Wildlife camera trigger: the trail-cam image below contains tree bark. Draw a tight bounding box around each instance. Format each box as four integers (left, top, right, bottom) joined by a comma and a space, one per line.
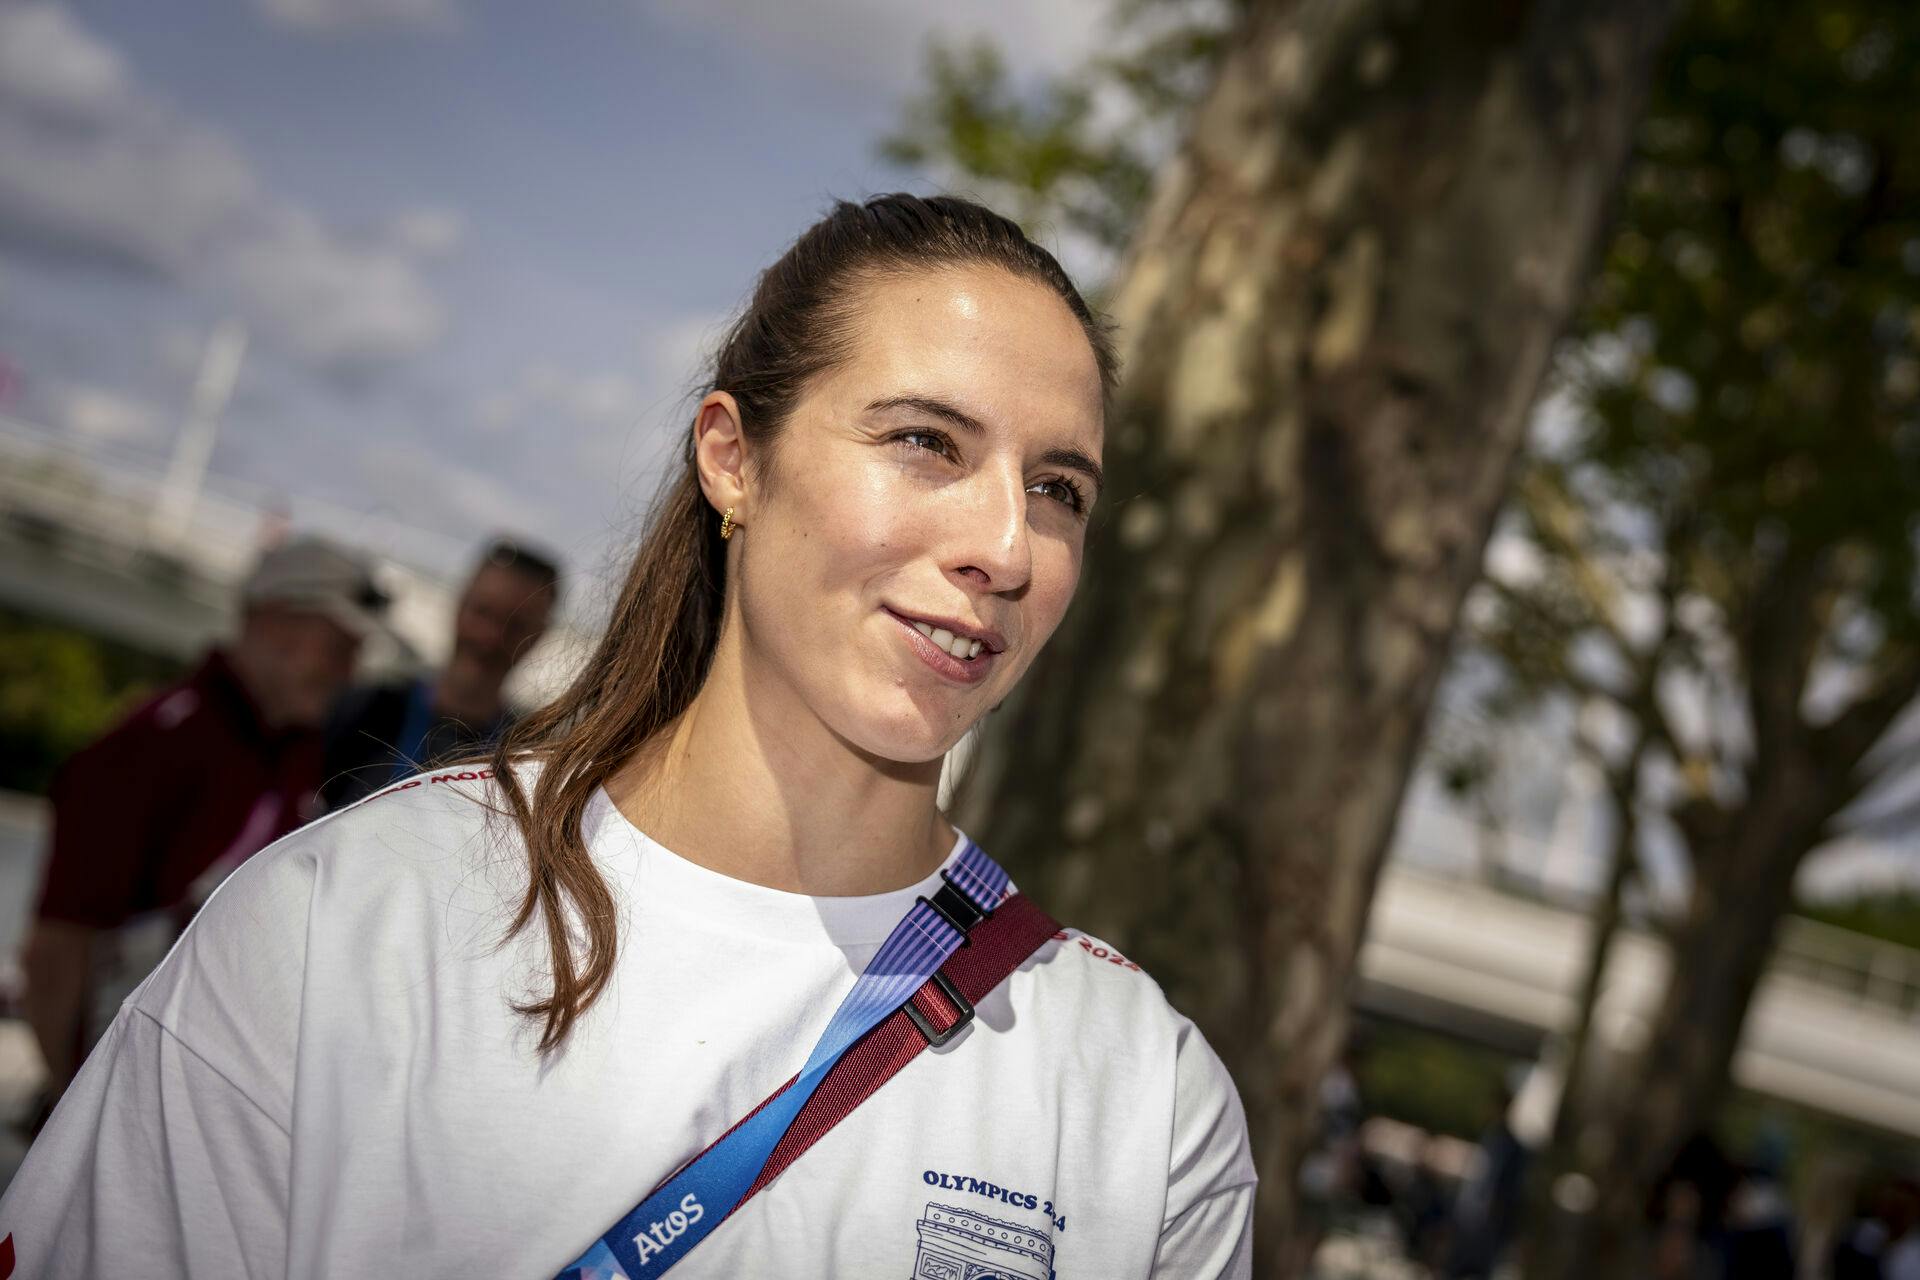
954, 0, 1676, 1271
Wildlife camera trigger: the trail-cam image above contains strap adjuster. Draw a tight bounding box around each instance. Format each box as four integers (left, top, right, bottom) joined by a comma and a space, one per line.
917, 872, 991, 944
903, 970, 975, 1047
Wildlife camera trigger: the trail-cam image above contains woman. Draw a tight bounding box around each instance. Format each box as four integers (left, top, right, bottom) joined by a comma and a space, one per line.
0, 194, 1254, 1277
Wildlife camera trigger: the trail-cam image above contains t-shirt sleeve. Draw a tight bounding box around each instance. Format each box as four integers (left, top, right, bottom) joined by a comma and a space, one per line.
3, 824, 316, 1276
37, 713, 176, 928
1152, 1017, 1258, 1279
0, 1007, 291, 1277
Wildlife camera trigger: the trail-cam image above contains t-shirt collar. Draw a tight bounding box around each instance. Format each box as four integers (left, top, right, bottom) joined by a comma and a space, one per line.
583, 788, 969, 948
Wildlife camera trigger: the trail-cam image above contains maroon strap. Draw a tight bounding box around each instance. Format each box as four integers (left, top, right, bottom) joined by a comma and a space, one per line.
653, 892, 1063, 1227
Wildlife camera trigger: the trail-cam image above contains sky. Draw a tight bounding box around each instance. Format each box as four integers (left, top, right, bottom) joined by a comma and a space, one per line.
0, 0, 1107, 583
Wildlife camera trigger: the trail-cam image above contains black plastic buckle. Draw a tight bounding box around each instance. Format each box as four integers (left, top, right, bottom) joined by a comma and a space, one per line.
904, 970, 975, 1047
917, 872, 991, 944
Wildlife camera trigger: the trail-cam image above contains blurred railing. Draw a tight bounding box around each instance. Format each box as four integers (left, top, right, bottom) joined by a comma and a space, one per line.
1377, 862, 1920, 1023
1772, 914, 1920, 1020
1363, 859, 1920, 1135
0, 413, 472, 579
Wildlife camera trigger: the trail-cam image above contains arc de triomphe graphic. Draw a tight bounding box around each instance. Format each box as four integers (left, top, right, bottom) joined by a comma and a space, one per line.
910, 1203, 1054, 1280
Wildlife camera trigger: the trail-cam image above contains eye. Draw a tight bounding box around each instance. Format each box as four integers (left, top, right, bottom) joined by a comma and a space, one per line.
892, 428, 957, 460
1030, 476, 1089, 516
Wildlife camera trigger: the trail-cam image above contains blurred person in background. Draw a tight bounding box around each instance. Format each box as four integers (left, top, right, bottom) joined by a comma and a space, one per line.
1833, 1175, 1911, 1280
19, 536, 386, 1112
1293, 1034, 1368, 1272
1398, 1131, 1457, 1273
1886, 1179, 1920, 1280
1721, 1129, 1796, 1280
1643, 1132, 1736, 1280
320, 537, 560, 809
1443, 1080, 1529, 1280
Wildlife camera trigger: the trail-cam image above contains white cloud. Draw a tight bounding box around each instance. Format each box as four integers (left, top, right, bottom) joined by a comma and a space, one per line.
0, 3, 129, 123
478, 363, 654, 434
0, 4, 448, 370
219, 213, 445, 364
386, 206, 465, 258
478, 313, 726, 441
55, 382, 162, 443
251, 0, 461, 34
638, 0, 1107, 93
355, 441, 546, 538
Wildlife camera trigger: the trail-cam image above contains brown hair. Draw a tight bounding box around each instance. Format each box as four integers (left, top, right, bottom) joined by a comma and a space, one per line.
490, 193, 1114, 1053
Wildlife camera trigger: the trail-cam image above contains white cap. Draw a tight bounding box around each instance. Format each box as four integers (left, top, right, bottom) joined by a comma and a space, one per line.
241, 535, 391, 639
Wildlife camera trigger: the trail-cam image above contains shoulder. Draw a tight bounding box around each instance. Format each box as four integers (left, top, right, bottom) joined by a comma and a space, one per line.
143, 766, 518, 994
1022, 923, 1186, 1044
1023, 920, 1247, 1117
129, 767, 526, 1101
1018, 918, 1254, 1190
248, 763, 517, 902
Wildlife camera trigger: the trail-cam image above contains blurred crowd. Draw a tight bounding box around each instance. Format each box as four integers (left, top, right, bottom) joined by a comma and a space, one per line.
16, 533, 560, 1124
1300, 1043, 1920, 1280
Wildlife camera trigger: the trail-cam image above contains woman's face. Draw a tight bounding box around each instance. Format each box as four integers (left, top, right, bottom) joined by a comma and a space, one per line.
730, 264, 1105, 765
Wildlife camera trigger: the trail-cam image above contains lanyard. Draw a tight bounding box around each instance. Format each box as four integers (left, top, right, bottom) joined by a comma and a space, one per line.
556, 842, 1009, 1279
387, 678, 437, 784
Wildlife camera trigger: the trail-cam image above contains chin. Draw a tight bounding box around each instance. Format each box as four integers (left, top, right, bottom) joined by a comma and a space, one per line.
838, 697, 974, 766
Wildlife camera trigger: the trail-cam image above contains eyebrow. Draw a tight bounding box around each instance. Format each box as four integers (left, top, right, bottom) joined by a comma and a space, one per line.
866, 394, 1106, 499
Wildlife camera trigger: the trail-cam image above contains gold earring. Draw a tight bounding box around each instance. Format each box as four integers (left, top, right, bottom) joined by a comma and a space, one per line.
719, 507, 736, 541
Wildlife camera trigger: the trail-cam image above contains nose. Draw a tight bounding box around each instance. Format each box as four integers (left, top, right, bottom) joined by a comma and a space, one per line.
948, 463, 1032, 594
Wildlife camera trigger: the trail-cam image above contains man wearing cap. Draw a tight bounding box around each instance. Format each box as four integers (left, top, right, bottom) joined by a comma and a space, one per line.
20, 536, 388, 1106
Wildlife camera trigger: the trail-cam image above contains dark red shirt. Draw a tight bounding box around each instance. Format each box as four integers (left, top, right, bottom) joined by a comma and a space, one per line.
35, 650, 324, 930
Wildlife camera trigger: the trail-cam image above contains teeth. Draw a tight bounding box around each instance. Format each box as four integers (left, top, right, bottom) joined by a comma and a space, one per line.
908, 619, 987, 661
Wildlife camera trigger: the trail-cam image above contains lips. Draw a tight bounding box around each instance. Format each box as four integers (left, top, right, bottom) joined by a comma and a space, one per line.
884, 609, 1000, 685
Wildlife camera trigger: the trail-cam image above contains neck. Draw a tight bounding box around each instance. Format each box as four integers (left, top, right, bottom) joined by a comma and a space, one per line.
433, 658, 504, 725
606, 626, 954, 897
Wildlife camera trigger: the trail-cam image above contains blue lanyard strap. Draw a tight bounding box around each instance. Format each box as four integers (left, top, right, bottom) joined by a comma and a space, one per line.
557, 841, 1010, 1279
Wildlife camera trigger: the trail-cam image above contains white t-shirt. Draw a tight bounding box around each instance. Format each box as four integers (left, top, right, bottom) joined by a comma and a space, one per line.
0, 771, 1256, 1278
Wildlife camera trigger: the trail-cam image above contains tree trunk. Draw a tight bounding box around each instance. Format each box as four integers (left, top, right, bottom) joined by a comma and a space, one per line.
954, 1, 1676, 1271
1520, 702, 1658, 1274
1561, 764, 1825, 1279
1554, 744, 1644, 1151
1512, 825, 1635, 1280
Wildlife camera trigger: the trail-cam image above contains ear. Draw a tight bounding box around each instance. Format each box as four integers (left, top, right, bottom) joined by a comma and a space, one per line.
692, 392, 749, 527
